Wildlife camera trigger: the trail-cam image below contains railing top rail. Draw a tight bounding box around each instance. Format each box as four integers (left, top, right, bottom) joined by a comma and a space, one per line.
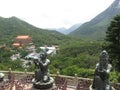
1, 70, 92, 80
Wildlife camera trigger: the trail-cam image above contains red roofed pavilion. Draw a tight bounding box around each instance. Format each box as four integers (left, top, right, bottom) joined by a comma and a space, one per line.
13, 35, 33, 47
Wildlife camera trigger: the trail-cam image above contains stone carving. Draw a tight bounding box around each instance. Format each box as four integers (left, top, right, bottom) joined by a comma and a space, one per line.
33, 51, 54, 89
91, 50, 113, 90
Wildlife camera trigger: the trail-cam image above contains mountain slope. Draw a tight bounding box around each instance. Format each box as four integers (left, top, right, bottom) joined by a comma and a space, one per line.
55, 27, 67, 34
54, 23, 81, 35
64, 23, 81, 35
69, 0, 120, 40
0, 16, 72, 46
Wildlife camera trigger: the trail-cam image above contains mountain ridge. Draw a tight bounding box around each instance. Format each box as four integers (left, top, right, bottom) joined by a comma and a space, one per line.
51, 23, 81, 35
69, 0, 120, 40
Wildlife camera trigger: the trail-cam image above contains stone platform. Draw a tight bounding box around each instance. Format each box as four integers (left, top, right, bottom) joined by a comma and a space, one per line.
33, 77, 54, 89
26, 84, 75, 90
30, 85, 56, 90
89, 85, 115, 90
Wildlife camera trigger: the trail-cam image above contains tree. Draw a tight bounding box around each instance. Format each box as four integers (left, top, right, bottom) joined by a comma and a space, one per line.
106, 15, 120, 71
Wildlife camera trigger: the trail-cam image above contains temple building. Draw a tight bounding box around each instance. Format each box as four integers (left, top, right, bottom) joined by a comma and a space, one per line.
12, 35, 33, 47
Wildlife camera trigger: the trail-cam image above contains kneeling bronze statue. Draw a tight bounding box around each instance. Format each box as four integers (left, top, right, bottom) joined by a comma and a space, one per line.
33, 52, 54, 89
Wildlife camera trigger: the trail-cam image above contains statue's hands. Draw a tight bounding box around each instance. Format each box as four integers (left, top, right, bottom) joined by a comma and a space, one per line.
102, 69, 107, 74
103, 69, 106, 72
39, 60, 43, 65
98, 69, 107, 74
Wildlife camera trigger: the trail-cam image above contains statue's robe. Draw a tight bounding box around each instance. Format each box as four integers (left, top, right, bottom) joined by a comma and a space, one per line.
92, 63, 112, 90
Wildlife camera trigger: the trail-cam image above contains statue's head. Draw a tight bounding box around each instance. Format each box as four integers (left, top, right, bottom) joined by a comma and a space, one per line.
40, 52, 47, 60
99, 50, 109, 67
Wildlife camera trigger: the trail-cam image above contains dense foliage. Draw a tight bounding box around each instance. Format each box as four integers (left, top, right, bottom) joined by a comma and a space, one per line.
0, 47, 24, 71
105, 15, 120, 71
49, 41, 102, 75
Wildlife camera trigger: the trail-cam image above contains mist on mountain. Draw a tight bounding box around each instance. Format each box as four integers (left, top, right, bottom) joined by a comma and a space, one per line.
50, 23, 81, 35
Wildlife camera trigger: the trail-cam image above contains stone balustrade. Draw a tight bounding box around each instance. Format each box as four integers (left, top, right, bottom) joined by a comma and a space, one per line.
0, 70, 120, 90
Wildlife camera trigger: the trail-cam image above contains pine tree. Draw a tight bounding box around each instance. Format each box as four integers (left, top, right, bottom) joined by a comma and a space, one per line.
106, 15, 120, 71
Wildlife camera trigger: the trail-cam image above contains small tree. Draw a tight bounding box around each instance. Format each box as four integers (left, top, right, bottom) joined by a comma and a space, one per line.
106, 15, 120, 71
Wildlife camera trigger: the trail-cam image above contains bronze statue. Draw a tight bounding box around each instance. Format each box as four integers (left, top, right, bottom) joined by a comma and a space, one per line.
34, 52, 50, 83
92, 50, 113, 90
33, 51, 53, 89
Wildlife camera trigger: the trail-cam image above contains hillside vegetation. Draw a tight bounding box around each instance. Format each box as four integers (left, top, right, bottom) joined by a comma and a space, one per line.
69, 0, 120, 40
0, 16, 73, 46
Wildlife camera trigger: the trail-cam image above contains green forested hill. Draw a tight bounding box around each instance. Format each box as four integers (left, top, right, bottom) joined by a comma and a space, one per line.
69, 0, 120, 40
0, 16, 73, 46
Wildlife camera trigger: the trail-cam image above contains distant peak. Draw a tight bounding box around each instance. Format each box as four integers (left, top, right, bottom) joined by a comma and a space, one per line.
118, 0, 120, 7
116, 0, 120, 8
116, 0, 120, 1
109, 0, 120, 9
9, 16, 19, 19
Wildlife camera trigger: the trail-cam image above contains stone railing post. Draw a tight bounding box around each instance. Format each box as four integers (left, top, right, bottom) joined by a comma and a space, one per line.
74, 74, 78, 85
56, 71, 60, 76
9, 68, 12, 73
24, 69, 27, 76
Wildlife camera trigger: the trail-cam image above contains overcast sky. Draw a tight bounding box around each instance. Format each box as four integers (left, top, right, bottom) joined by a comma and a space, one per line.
0, 0, 114, 29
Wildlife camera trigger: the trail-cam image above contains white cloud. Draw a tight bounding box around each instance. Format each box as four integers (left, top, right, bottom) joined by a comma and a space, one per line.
0, 0, 114, 29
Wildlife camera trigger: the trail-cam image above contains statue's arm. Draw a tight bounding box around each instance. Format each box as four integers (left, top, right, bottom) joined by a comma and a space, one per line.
95, 63, 99, 69
43, 59, 50, 66
106, 64, 112, 73
39, 59, 50, 66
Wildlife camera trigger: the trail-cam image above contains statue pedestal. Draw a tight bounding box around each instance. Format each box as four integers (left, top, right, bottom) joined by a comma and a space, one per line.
89, 85, 115, 90
0, 77, 4, 82
33, 77, 54, 89
30, 85, 57, 90
89, 85, 94, 90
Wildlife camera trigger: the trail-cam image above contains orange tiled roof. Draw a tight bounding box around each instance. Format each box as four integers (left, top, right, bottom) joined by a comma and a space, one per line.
16, 35, 30, 39
12, 43, 20, 46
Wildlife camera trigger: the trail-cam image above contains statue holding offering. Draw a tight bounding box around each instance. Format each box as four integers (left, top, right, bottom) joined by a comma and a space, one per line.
92, 50, 113, 90
34, 52, 50, 83
33, 51, 53, 89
